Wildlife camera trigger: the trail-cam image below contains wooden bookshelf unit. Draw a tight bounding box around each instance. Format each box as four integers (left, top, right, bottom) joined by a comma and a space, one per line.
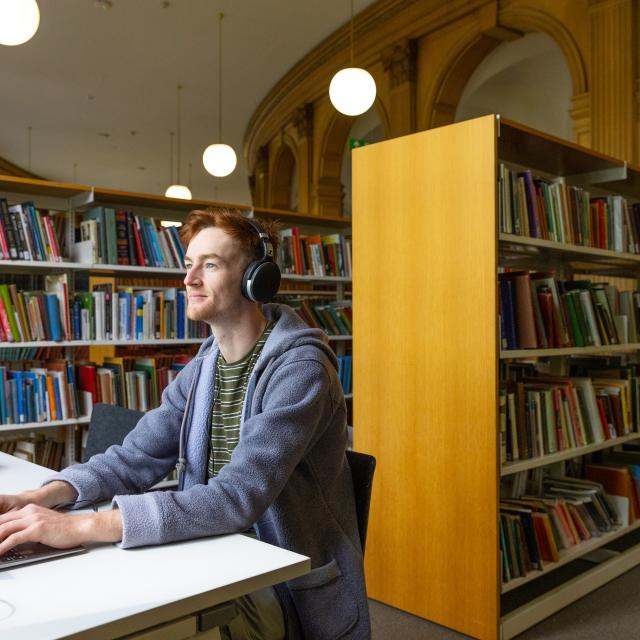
353, 114, 640, 639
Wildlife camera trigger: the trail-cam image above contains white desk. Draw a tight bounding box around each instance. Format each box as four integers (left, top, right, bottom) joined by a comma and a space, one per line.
0, 452, 309, 640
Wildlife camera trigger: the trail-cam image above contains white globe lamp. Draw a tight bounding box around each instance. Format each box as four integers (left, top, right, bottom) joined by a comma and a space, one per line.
329, 67, 377, 116
0, 0, 40, 46
165, 184, 192, 200
203, 143, 237, 178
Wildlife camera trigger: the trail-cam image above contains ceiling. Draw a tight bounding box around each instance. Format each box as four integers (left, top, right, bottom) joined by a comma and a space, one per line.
0, 0, 379, 206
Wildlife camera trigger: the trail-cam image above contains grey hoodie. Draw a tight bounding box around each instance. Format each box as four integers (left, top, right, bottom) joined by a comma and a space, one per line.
46, 303, 370, 639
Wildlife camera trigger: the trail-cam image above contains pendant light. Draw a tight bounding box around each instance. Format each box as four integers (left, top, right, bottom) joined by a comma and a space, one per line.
329, 0, 376, 116
165, 84, 192, 200
0, 0, 40, 46
202, 12, 237, 178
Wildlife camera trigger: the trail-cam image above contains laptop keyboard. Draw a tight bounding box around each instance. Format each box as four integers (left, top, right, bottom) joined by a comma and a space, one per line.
0, 548, 26, 562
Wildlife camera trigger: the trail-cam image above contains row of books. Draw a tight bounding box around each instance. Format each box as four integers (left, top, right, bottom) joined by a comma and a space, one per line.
0, 362, 82, 425
287, 298, 353, 336
499, 165, 640, 253
500, 473, 623, 584
0, 346, 74, 362
79, 207, 186, 268
0, 199, 64, 262
0, 280, 210, 343
499, 272, 632, 350
0, 434, 65, 470
77, 354, 192, 412
500, 372, 638, 463
279, 229, 352, 278
69, 288, 210, 342
337, 355, 352, 395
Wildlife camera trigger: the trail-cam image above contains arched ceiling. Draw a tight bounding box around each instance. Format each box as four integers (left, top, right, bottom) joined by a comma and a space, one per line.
0, 0, 378, 205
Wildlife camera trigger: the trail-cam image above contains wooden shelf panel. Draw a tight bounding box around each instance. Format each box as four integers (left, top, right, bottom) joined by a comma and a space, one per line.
499, 233, 640, 266
85, 263, 186, 277
278, 290, 349, 297
500, 343, 640, 358
0, 175, 90, 199
0, 261, 352, 280
499, 118, 624, 179
501, 518, 640, 594
0, 416, 91, 433
253, 206, 351, 228
87, 187, 245, 214
501, 538, 640, 639
0, 259, 186, 277
0, 338, 204, 348
280, 274, 351, 283
0, 175, 352, 230
501, 432, 640, 476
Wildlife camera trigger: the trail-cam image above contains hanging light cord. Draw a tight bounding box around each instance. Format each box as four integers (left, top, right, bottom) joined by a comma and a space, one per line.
27, 126, 32, 172
218, 12, 224, 143
350, 0, 354, 67
169, 131, 174, 185
177, 84, 182, 183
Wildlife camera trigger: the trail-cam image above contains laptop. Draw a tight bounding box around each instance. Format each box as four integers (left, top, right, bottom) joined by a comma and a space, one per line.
0, 542, 87, 570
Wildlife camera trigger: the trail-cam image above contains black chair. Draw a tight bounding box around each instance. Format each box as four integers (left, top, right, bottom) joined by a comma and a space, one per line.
82, 403, 143, 462
345, 449, 376, 555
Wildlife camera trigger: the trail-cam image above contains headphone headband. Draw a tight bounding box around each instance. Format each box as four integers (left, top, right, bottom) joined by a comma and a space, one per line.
245, 218, 273, 260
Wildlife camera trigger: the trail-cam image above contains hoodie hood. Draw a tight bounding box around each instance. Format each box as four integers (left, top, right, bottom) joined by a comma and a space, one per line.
193, 303, 338, 375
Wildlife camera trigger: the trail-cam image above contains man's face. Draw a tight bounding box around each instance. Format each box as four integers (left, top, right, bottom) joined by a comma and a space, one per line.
183, 226, 249, 324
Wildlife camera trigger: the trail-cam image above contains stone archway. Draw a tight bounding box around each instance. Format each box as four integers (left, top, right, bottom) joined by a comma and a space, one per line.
269, 141, 297, 210
425, 5, 588, 141
315, 98, 389, 217
498, 4, 589, 146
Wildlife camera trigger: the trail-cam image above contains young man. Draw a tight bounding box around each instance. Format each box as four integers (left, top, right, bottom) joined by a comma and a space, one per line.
0, 208, 370, 639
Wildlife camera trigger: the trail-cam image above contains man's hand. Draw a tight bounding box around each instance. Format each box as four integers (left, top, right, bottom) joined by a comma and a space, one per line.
0, 494, 31, 513
0, 504, 123, 555
0, 481, 78, 515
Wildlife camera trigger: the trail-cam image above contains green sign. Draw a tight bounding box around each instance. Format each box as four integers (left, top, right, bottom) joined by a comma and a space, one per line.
349, 137, 369, 150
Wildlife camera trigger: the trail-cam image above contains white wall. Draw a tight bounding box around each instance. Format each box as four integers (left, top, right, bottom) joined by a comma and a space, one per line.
455, 32, 573, 141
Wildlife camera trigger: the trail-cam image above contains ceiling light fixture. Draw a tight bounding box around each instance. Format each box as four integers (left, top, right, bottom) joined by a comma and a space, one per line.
0, 0, 40, 46
329, 0, 376, 116
202, 12, 237, 178
165, 84, 192, 200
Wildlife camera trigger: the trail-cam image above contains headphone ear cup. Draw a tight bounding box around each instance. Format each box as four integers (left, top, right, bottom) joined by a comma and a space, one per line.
242, 260, 281, 303
241, 260, 260, 301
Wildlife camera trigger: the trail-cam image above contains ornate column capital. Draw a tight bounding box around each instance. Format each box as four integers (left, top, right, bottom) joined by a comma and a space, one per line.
255, 144, 269, 172
292, 103, 314, 139
381, 38, 417, 89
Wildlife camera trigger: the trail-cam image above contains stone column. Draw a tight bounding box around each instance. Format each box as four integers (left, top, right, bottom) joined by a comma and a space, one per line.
252, 145, 269, 207
570, 92, 592, 149
292, 103, 314, 213
589, 0, 637, 162
382, 39, 417, 138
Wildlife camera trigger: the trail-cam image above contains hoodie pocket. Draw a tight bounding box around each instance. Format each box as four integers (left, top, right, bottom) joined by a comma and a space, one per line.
287, 559, 359, 639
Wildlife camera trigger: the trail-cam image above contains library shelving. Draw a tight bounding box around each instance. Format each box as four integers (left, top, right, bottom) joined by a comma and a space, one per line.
353, 114, 640, 640
0, 174, 353, 466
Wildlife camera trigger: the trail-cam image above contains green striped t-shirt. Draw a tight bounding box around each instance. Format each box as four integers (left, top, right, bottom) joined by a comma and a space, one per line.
207, 322, 273, 479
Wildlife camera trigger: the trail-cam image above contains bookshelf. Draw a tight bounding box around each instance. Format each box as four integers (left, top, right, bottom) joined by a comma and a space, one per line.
352, 114, 640, 640
0, 175, 352, 466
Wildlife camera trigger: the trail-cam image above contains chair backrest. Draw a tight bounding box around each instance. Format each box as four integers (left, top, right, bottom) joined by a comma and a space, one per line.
83, 403, 144, 462
345, 449, 376, 555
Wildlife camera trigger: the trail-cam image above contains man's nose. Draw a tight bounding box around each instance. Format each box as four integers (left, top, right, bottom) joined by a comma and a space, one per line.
184, 267, 200, 286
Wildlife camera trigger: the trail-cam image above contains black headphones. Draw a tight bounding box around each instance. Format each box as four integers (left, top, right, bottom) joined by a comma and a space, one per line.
241, 219, 281, 303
